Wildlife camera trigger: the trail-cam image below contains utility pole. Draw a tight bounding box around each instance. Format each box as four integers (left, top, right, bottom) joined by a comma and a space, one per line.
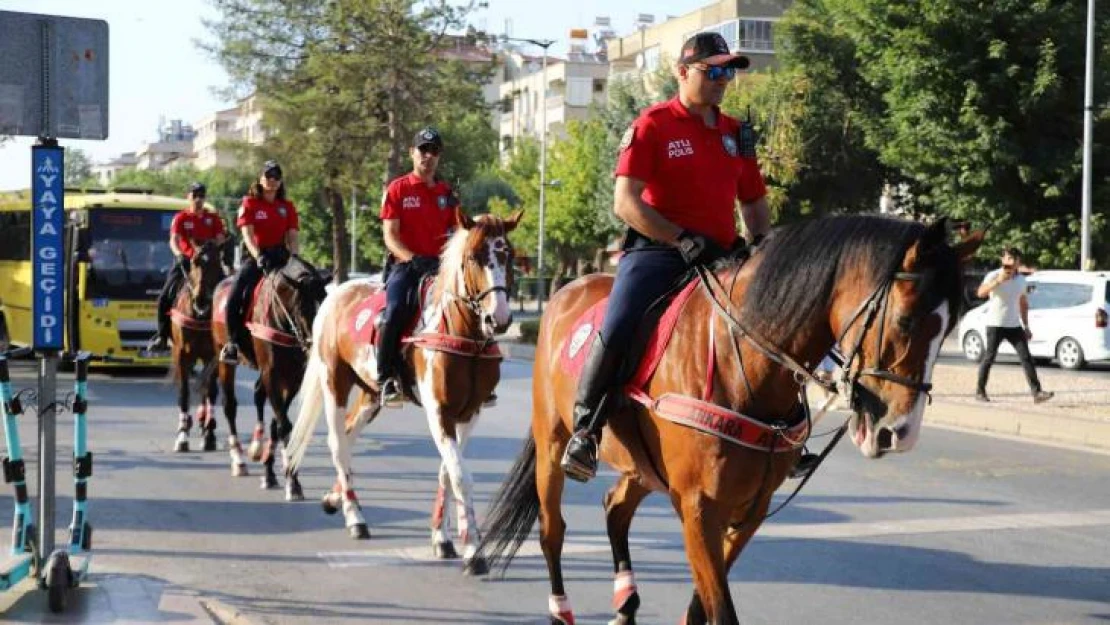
1081, 0, 1096, 270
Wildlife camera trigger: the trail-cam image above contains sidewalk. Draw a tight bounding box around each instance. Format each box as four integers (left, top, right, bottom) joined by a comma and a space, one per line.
498, 325, 1110, 454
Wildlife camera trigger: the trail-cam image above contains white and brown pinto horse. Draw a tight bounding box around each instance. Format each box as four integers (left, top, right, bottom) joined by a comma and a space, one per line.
286, 211, 522, 573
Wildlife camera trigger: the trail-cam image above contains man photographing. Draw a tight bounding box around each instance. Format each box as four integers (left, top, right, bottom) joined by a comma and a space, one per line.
975, 247, 1053, 404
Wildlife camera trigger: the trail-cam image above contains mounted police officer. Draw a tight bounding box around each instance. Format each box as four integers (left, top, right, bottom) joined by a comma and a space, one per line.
220, 161, 300, 363
376, 127, 462, 403
148, 182, 227, 353
561, 33, 777, 483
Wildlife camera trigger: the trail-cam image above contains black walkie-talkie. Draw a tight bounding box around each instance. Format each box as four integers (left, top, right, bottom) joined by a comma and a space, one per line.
738, 105, 757, 158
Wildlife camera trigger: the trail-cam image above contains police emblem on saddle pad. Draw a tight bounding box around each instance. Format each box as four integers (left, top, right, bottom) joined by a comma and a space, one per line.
560, 279, 808, 452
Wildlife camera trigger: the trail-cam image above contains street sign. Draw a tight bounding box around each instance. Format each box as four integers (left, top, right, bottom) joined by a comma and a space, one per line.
32, 145, 65, 351
0, 10, 109, 139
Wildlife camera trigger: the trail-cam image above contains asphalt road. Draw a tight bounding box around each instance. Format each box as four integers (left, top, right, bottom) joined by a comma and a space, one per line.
1, 358, 1108, 624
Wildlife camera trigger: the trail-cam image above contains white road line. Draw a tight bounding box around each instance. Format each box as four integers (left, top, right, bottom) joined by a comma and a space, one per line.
319, 509, 1110, 568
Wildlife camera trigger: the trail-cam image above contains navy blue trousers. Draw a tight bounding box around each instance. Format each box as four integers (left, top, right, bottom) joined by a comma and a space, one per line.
599, 248, 689, 350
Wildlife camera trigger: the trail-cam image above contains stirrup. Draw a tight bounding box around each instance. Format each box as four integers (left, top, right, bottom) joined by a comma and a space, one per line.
146, 335, 169, 353
220, 343, 239, 365
379, 378, 402, 408
561, 431, 598, 483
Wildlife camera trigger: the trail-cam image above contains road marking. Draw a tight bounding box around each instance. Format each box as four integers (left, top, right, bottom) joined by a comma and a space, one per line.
319, 510, 1110, 568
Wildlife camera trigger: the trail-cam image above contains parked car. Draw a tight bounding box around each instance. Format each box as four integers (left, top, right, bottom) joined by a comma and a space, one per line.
958, 270, 1110, 370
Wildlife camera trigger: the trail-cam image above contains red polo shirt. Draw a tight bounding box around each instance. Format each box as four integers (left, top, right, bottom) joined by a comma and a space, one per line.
236, 196, 299, 249
380, 173, 460, 258
616, 97, 767, 247
170, 209, 226, 258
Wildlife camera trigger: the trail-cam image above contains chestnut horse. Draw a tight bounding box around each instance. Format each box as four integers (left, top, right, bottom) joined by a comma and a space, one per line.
210, 255, 330, 499
168, 241, 225, 453
476, 216, 982, 625
286, 211, 521, 573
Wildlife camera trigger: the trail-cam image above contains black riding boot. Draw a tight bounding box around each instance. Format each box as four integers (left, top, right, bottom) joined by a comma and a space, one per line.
561, 335, 625, 483
375, 318, 403, 405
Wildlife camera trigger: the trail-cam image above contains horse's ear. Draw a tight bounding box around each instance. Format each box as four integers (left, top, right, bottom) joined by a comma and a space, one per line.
952, 229, 985, 266
504, 209, 524, 232
456, 210, 475, 231
904, 218, 950, 269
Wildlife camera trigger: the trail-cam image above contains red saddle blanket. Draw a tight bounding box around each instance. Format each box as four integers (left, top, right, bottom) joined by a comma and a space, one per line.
560, 279, 699, 390
349, 289, 419, 346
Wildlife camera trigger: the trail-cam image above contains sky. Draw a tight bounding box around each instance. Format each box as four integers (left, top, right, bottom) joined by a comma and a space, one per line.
0, 0, 711, 191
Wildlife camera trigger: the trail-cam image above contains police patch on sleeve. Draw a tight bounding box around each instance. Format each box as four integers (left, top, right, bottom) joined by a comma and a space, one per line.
721, 134, 738, 157
619, 125, 636, 152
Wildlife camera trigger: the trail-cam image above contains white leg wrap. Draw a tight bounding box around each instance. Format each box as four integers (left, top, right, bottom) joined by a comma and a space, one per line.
342, 493, 365, 528
549, 594, 574, 624
612, 570, 637, 609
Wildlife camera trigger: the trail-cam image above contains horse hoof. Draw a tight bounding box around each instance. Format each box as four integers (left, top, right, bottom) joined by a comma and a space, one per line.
432, 540, 459, 560
463, 556, 489, 577
285, 484, 305, 502
174, 439, 189, 453
203, 434, 218, 452
232, 463, 248, 477
261, 475, 279, 490
349, 524, 370, 540
321, 495, 339, 515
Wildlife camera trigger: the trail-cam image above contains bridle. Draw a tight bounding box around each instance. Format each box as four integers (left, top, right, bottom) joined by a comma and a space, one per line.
442, 250, 512, 339
694, 260, 936, 411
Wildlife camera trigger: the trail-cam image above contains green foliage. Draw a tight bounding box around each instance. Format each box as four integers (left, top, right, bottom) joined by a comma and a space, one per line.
63, 149, 97, 188
517, 318, 540, 344
778, 0, 1110, 267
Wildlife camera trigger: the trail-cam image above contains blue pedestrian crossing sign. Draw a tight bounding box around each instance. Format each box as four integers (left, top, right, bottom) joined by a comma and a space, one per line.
32, 145, 65, 351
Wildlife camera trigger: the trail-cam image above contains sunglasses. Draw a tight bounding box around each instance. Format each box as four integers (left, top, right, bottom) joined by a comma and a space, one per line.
692, 64, 737, 81
263, 172, 282, 181
417, 144, 441, 156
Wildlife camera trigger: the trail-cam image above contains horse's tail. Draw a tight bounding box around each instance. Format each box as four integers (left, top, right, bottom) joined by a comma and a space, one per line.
474, 433, 539, 577
286, 353, 324, 474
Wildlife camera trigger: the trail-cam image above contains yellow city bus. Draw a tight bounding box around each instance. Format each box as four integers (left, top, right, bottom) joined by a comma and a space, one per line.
0, 189, 216, 366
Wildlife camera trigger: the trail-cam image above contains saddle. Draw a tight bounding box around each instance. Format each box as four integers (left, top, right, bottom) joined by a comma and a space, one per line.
348, 277, 436, 348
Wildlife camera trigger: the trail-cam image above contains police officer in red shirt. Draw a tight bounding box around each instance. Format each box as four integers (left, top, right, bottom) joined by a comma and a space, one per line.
220, 161, 300, 363
148, 182, 227, 352
376, 127, 461, 402
561, 33, 775, 482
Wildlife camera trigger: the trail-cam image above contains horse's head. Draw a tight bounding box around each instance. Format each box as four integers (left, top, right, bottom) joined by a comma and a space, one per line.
273, 257, 329, 348
439, 210, 524, 338
188, 241, 225, 319
833, 219, 983, 458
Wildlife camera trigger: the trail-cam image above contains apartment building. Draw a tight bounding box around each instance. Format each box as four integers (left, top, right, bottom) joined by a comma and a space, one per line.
606, 0, 789, 81
496, 38, 609, 155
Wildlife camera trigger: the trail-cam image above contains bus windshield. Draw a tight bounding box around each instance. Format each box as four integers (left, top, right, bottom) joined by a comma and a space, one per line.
86, 208, 176, 300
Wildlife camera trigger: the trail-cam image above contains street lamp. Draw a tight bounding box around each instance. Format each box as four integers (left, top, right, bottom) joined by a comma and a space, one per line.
1080, 0, 1095, 271
502, 35, 556, 310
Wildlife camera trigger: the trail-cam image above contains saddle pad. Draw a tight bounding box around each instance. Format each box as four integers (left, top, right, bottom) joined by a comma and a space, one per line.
560, 278, 700, 390
348, 279, 434, 347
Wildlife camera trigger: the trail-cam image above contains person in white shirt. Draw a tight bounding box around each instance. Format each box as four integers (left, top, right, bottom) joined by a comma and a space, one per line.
975, 247, 1053, 403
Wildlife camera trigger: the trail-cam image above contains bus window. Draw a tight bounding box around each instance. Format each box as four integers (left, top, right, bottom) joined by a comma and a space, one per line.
0, 211, 31, 261
85, 208, 176, 300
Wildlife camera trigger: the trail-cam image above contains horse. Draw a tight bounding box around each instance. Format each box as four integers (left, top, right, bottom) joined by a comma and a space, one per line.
209, 254, 330, 500
168, 241, 226, 453
475, 215, 983, 625
285, 211, 522, 572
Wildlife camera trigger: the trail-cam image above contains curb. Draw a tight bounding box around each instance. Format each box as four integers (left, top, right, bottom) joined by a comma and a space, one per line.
498, 339, 1110, 453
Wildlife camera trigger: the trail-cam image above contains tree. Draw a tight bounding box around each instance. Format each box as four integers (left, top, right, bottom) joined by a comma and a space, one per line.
787, 0, 1110, 267
64, 149, 97, 188
204, 0, 493, 281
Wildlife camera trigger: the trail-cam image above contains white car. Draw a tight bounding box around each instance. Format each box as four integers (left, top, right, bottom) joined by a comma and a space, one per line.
958, 270, 1110, 370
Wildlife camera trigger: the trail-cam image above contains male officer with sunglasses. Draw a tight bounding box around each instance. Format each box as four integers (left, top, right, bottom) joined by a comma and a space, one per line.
562, 32, 796, 482
375, 127, 463, 403
147, 182, 227, 353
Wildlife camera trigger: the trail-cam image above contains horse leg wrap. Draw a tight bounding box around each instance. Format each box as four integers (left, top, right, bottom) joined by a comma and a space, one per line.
612, 570, 638, 613
177, 413, 192, 433
548, 594, 575, 625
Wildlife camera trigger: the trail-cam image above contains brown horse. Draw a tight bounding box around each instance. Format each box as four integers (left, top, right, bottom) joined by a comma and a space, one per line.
476, 216, 983, 625
210, 255, 330, 499
285, 211, 522, 572
169, 241, 226, 453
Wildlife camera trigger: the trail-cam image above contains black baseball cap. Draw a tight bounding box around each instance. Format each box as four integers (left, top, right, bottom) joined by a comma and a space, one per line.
188, 182, 207, 196
679, 32, 750, 69
262, 160, 283, 179
413, 127, 444, 149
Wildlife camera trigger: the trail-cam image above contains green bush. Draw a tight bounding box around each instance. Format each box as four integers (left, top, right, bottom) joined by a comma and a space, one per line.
518, 319, 541, 345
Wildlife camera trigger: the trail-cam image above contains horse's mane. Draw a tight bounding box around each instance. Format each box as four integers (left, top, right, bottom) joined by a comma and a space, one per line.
738, 215, 960, 344
437, 214, 508, 300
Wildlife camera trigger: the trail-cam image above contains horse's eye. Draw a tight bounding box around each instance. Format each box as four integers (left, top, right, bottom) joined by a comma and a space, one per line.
897, 315, 914, 334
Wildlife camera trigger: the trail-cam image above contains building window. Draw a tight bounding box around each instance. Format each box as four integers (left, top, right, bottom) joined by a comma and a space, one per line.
738, 19, 774, 52
593, 78, 606, 93
501, 135, 513, 151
